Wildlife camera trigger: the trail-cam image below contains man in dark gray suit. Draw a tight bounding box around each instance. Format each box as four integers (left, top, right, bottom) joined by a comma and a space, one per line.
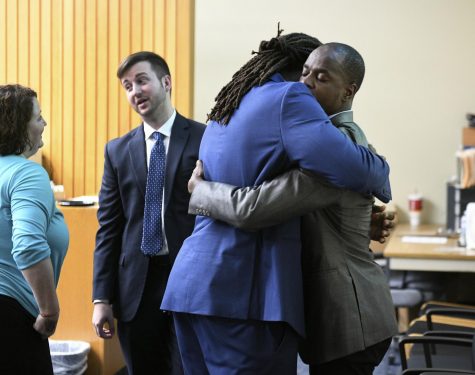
187, 43, 397, 375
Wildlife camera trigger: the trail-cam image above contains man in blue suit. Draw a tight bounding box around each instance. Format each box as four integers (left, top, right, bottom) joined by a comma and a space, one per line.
161, 32, 391, 374
92, 51, 205, 374
187, 42, 398, 375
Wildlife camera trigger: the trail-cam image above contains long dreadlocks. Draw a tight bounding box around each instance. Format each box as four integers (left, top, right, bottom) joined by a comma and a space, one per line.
208, 28, 322, 125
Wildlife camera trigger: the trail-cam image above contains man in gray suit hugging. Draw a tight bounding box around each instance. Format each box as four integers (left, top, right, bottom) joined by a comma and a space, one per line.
187, 43, 398, 375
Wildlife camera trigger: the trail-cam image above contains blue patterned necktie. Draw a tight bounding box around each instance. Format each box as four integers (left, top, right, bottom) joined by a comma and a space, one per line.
141, 131, 166, 256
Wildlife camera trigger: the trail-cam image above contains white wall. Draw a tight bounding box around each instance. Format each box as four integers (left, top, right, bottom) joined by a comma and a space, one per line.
194, 0, 475, 225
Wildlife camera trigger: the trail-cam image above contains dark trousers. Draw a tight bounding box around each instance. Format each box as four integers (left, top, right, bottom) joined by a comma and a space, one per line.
173, 313, 298, 375
0, 294, 53, 375
117, 257, 183, 375
309, 338, 391, 375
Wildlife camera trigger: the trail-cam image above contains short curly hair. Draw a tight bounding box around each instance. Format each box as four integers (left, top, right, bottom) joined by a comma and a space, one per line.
0, 84, 37, 156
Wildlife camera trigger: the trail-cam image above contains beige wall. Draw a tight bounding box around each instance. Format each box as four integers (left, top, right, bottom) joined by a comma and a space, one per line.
194, 0, 475, 225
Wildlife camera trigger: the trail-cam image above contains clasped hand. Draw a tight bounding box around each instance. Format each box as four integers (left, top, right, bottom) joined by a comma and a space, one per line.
34, 313, 59, 339
187, 160, 395, 242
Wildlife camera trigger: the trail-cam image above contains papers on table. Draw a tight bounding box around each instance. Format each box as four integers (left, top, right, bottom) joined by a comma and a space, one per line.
70, 195, 99, 203
401, 235, 448, 244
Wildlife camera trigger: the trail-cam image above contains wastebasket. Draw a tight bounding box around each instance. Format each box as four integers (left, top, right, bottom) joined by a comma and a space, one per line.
49, 340, 91, 375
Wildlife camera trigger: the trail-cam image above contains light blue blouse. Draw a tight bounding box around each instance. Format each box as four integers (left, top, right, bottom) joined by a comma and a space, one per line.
0, 155, 69, 317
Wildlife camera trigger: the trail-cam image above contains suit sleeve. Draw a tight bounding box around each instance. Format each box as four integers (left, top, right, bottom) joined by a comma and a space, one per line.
92, 144, 125, 302
188, 169, 343, 230
280, 83, 391, 203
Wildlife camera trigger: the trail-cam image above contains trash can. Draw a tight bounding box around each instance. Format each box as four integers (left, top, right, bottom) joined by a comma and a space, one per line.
49, 340, 91, 375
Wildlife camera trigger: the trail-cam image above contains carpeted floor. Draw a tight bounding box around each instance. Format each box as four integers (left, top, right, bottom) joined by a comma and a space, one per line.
373, 336, 402, 375
115, 336, 403, 375
297, 336, 402, 375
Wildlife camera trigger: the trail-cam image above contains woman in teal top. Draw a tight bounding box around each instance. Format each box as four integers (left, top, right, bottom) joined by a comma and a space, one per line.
0, 84, 69, 374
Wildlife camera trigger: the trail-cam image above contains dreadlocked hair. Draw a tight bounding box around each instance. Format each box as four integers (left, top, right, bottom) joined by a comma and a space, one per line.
208, 31, 322, 125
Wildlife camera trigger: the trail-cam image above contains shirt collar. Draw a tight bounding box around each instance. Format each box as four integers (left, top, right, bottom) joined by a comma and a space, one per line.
269, 73, 285, 83
143, 109, 177, 140
329, 109, 353, 119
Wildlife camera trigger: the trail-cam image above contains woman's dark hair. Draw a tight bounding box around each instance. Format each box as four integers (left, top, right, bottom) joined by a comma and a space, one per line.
0, 84, 37, 156
208, 30, 322, 125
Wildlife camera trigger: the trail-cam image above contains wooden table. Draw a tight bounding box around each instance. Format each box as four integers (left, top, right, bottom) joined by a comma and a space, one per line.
384, 224, 475, 273
51, 205, 125, 375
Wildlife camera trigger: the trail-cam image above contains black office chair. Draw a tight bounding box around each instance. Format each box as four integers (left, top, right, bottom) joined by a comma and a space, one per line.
397, 302, 475, 374
401, 369, 475, 374
391, 288, 424, 309
408, 304, 475, 336
389, 271, 449, 302
377, 261, 451, 324
420, 302, 475, 318
389, 271, 449, 314
399, 333, 474, 370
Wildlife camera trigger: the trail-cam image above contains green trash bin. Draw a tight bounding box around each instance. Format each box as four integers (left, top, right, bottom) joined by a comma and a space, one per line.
49, 340, 90, 375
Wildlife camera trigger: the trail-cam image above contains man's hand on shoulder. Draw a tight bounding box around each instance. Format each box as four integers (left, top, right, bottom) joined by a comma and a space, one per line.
188, 160, 205, 193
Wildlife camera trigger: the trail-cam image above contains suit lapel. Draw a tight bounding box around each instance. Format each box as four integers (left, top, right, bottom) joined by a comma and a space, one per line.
128, 125, 147, 197
164, 113, 189, 210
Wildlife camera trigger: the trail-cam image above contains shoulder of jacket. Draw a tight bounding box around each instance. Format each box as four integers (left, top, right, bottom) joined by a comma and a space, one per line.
279, 82, 315, 107
176, 112, 206, 131
187, 118, 207, 131
107, 126, 142, 147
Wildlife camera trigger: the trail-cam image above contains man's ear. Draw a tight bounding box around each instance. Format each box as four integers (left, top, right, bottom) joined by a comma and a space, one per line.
162, 75, 172, 93
343, 82, 357, 102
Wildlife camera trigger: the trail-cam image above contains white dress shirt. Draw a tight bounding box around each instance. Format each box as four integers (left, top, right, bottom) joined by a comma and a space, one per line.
142, 110, 177, 255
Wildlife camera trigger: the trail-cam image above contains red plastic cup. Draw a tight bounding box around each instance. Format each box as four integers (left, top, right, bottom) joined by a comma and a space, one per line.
408, 193, 423, 211
408, 193, 423, 227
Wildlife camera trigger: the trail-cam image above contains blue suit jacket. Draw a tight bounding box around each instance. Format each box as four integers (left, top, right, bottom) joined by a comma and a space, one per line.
161, 74, 391, 336
93, 113, 205, 321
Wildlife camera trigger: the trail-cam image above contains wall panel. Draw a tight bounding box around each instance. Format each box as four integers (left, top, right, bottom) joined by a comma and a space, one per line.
107, 1, 120, 141
6, 0, 18, 81
50, 0, 63, 184
0, 0, 5, 83
29, 0, 41, 97
0, 0, 195, 197
84, 0, 97, 194
40, 0, 52, 174
73, 0, 85, 195
18, 0, 29, 84
63, 0, 75, 195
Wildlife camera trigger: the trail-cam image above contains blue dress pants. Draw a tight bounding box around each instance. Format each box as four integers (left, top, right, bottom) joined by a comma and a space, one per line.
173, 312, 298, 375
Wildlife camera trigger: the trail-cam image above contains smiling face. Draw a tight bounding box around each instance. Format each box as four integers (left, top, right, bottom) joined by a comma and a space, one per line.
299, 46, 356, 116
24, 97, 47, 158
120, 61, 172, 126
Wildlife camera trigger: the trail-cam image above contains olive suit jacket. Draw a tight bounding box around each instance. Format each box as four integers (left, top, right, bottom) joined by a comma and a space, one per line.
188, 112, 397, 364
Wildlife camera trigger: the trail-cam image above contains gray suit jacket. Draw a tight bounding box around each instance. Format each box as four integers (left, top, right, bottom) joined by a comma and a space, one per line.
188, 113, 397, 364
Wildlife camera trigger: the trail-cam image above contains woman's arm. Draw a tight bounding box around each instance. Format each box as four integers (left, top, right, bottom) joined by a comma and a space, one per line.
22, 258, 59, 337
10, 162, 60, 337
